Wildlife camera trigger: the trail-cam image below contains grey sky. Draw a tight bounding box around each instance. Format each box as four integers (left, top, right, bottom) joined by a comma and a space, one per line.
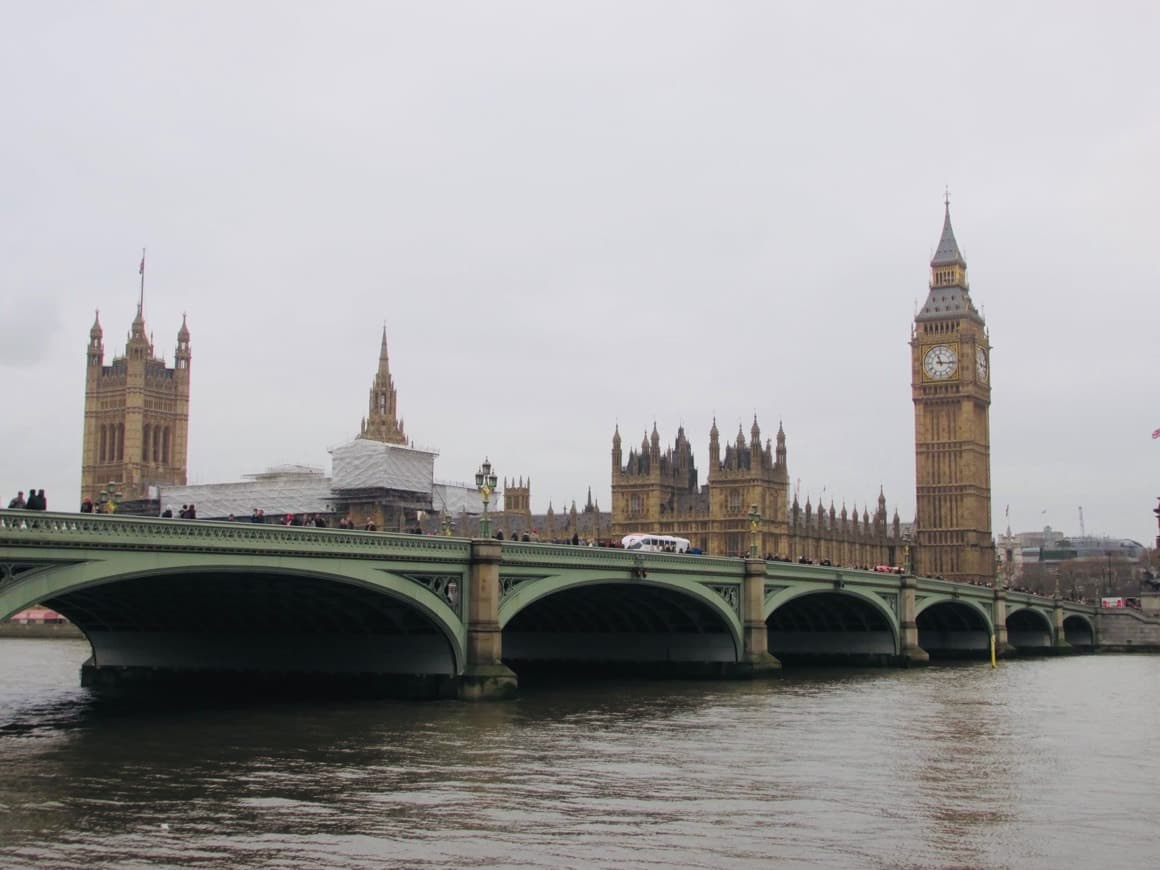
2, 2, 1158, 544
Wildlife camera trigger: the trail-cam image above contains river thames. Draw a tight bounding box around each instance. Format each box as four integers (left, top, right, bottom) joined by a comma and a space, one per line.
1, 639, 1157, 868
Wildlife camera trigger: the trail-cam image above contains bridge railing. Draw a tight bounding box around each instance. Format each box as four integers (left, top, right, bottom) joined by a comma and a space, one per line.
0, 509, 474, 561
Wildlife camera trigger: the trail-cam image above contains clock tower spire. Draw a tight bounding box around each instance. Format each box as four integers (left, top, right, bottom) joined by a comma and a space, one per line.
910, 199, 994, 584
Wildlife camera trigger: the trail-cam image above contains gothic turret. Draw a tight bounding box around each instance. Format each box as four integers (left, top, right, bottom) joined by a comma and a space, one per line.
175, 314, 191, 370
359, 327, 407, 444
87, 311, 104, 368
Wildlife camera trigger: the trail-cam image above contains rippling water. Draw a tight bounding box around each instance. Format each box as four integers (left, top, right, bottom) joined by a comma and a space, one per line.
1, 639, 1158, 868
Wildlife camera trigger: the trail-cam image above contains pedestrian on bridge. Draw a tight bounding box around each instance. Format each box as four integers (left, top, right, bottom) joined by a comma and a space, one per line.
7, 491, 25, 509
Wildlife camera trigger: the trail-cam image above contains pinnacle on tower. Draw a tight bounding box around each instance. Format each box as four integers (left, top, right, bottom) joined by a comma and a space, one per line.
918, 197, 978, 321
358, 329, 407, 445
931, 198, 966, 268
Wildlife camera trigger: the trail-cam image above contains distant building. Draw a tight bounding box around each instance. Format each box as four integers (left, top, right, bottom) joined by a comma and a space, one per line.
80, 294, 191, 504
607, 418, 904, 561
159, 466, 333, 521
158, 330, 481, 527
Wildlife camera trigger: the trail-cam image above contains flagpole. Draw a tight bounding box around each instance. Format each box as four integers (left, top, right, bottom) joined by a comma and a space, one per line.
138, 247, 146, 313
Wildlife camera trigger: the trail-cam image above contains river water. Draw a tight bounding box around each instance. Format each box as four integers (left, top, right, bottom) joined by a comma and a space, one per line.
1, 639, 1157, 869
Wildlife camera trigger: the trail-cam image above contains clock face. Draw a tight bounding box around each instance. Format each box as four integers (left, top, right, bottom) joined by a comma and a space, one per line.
976, 347, 988, 383
923, 344, 958, 380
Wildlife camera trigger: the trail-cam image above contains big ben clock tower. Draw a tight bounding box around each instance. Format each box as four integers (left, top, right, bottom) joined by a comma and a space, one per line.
911, 199, 994, 584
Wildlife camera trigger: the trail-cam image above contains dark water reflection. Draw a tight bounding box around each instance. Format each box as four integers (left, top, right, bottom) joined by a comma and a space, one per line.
1, 639, 1158, 868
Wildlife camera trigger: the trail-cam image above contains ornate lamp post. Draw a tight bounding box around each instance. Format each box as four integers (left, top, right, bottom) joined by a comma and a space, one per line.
902, 533, 913, 577
748, 504, 761, 558
440, 511, 454, 537
97, 481, 122, 514
475, 458, 498, 539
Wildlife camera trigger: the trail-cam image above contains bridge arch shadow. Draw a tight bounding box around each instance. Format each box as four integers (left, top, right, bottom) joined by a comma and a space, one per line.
38, 565, 464, 693
1006, 606, 1055, 653
917, 599, 992, 659
499, 579, 740, 681
766, 590, 899, 665
1063, 613, 1096, 649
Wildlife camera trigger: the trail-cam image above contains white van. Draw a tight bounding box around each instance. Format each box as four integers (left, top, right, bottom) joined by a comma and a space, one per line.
621, 534, 691, 554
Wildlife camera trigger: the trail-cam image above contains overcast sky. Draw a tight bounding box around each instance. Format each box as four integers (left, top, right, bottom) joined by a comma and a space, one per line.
2, 2, 1158, 545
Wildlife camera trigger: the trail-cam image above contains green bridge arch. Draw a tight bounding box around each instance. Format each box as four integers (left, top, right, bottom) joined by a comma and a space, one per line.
1, 511, 1102, 697
763, 584, 901, 659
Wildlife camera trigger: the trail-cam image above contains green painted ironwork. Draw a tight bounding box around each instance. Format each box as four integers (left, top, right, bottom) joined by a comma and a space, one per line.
1, 510, 1100, 672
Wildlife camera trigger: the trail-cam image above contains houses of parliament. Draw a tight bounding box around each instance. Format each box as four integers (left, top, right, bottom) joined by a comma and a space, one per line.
80, 204, 994, 584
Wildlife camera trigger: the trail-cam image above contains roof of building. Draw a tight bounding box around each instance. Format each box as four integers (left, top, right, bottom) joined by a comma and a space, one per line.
930, 202, 966, 267
916, 285, 978, 321
329, 438, 435, 494
159, 469, 334, 519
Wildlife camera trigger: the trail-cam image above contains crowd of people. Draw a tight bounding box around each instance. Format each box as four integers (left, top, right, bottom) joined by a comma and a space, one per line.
6, 489, 47, 510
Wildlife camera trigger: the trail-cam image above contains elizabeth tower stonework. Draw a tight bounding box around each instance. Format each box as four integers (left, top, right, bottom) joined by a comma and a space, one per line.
911, 203, 994, 584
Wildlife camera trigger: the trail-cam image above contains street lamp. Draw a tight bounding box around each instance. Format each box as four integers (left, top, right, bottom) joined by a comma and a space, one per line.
748, 504, 761, 558
440, 511, 454, 537
902, 533, 913, 577
475, 458, 498, 539
97, 481, 122, 514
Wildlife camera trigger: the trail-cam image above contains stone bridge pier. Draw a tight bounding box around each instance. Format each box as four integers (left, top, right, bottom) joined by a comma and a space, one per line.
899, 575, 930, 666
740, 558, 781, 676
462, 540, 518, 700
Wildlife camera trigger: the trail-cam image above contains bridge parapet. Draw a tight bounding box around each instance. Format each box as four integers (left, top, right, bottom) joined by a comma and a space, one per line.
0, 510, 474, 562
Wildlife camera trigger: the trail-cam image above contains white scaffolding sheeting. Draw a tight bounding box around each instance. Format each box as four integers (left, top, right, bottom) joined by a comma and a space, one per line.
433, 482, 484, 516
330, 439, 435, 494
160, 470, 334, 519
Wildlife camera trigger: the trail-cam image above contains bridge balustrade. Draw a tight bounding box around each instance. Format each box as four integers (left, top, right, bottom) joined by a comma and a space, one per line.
0, 510, 1103, 698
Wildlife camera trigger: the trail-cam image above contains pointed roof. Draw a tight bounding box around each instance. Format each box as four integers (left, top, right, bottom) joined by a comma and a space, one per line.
930, 201, 965, 267
917, 200, 982, 324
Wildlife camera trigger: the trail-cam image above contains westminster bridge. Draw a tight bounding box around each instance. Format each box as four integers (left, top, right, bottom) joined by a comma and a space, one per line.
0, 511, 1100, 699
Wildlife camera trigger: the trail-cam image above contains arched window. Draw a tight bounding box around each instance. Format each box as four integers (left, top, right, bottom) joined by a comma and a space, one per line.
153, 426, 161, 463
116, 423, 125, 461
142, 424, 152, 461
162, 428, 170, 464
99, 425, 107, 463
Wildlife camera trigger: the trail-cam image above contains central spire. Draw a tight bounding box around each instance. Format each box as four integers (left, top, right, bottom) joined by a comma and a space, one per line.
358, 328, 407, 445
